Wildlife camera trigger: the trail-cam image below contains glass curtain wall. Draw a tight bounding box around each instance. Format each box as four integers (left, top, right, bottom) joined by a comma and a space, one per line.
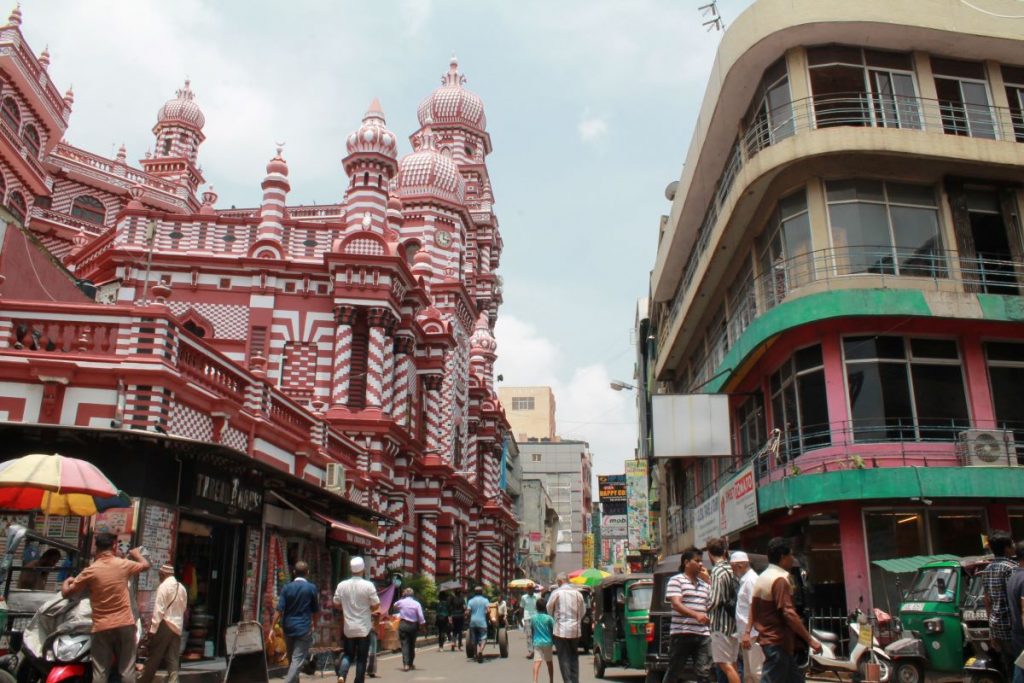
843, 336, 969, 441
826, 180, 945, 277
759, 190, 814, 308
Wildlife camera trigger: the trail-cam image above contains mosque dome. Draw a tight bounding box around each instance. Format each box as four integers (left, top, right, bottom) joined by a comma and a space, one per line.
470, 313, 496, 354
346, 99, 398, 159
397, 135, 466, 205
157, 80, 205, 130
416, 56, 486, 132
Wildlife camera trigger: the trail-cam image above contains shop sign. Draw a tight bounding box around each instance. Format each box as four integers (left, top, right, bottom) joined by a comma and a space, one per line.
194, 473, 263, 512
720, 463, 758, 535
625, 460, 650, 550
694, 493, 720, 546
601, 513, 627, 539
597, 475, 626, 502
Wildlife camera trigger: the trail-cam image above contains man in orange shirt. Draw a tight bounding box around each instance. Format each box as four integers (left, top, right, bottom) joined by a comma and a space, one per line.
62, 532, 150, 683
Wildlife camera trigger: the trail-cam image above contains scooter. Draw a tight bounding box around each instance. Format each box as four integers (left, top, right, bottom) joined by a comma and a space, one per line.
807, 611, 892, 683
15, 593, 95, 683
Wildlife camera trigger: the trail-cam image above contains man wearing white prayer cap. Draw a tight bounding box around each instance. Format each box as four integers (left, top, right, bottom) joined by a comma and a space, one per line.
332, 557, 379, 683
730, 552, 763, 683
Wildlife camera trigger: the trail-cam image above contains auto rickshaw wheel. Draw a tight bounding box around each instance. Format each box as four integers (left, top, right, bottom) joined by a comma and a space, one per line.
892, 661, 923, 683
0, 670, 15, 683
593, 650, 606, 679
498, 626, 509, 658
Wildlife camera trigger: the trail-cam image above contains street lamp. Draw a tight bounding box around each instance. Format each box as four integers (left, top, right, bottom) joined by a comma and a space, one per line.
609, 380, 635, 392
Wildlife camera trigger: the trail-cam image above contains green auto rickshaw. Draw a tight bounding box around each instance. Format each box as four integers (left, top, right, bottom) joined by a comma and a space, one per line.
592, 574, 654, 679
877, 555, 991, 683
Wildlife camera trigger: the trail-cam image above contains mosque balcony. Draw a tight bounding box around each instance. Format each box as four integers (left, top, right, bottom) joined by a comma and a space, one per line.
0, 298, 367, 476
29, 206, 105, 239
0, 117, 50, 195
0, 31, 71, 141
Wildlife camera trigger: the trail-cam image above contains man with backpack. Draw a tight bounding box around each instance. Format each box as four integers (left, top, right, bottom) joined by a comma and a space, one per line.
707, 537, 740, 683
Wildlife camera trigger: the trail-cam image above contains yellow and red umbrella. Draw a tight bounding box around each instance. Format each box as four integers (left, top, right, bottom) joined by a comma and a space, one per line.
0, 453, 128, 516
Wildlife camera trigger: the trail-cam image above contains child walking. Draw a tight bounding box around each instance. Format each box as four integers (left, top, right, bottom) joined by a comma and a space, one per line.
531, 598, 555, 683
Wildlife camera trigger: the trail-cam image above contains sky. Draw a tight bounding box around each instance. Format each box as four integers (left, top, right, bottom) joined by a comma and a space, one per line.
22, 0, 750, 483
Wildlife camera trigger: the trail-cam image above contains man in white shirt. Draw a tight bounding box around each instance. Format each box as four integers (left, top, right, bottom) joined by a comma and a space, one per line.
547, 574, 585, 683
730, 552, 763, 683
333, 557, 380, 683
138, 564, 187, 683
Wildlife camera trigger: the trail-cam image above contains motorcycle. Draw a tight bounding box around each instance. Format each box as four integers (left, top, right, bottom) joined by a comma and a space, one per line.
807, 611, 892, 683
15, 593, 94, 683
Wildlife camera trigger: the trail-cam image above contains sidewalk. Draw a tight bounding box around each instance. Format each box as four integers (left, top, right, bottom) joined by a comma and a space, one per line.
268, 636, 448, 682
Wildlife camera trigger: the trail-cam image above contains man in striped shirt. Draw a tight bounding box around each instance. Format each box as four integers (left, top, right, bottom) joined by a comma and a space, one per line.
662, 547, 714, 683
708, 537, 740, 683
548, 574, 586, 683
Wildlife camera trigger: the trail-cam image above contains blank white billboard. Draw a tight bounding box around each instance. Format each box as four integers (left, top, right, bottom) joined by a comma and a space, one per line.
652, 394, 732, 457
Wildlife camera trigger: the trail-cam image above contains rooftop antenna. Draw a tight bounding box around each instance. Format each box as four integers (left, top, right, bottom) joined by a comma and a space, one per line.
699, 2, 725, 31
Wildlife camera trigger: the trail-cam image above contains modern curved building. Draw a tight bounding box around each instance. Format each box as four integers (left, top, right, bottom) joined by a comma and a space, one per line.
648, 0, 1024, 612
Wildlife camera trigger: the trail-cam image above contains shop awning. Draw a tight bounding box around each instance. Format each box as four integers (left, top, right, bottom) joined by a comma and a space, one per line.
871, 554, 960, 574
312, 511, 379, 549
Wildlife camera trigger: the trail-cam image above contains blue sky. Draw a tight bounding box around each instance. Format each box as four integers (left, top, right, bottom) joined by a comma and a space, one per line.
24, 0, 749, 480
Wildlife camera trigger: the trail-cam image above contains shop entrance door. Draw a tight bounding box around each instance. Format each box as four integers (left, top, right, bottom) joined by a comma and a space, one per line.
177, 516, 245, 660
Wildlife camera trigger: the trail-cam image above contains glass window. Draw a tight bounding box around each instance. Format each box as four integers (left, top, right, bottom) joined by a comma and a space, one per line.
827, 180, 944, 277
770, 344, 830, 461
759, 189, 813, 307
70, 195, 106, 225
627, 585, 653, 612
744, 57, 793, 155
1003, 65, 1024, 143
986, 342, 1024, 461
21, 124, 40, 158
933, 57, 996, 139
0, 97, 20, 131
512, 397, 535, 410
844, 336, 968, 441
736, 394, 766, 458
808, 46, 920, 130
7, 190, 26, 222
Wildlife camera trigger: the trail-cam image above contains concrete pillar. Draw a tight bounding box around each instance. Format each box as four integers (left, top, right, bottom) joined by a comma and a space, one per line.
838, 501, 871, 611
331, 305, 356, 407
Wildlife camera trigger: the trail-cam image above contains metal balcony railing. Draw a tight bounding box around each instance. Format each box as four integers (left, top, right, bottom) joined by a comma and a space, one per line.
663, 92, 1024, 347
683, 247, 1022, 392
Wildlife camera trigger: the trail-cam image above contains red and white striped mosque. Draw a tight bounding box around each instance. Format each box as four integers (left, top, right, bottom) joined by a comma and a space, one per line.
0, 3, 517, 606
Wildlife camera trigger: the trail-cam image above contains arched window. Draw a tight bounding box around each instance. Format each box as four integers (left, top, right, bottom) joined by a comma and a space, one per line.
70, 195, 105, 225
8, 191, 27, 222
21, 124, 40, 158
0, 97, 19, 131
404, 241, 421, 263
183, 320, 207, 338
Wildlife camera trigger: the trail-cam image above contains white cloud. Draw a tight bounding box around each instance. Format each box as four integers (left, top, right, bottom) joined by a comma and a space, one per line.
495, 314, 638, 482
577, 113, 609, 142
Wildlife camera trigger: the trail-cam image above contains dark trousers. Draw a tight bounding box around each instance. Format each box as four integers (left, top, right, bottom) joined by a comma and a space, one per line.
662, 633, 713, 683
451, 616, 465, 647
436, 617, 450, 648
997, 638, 1016, 679
338, 635, 372, 683
399, 620, 419, 666
553, 636, 580, 683
93, 624, 138, 683
138, 622, 181, 683
760, 645, 804, 683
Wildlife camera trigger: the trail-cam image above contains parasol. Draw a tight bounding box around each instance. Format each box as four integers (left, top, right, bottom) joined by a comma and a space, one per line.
569, 568, 610, 586
508, 578, 535, 589
0, 453, 129, 515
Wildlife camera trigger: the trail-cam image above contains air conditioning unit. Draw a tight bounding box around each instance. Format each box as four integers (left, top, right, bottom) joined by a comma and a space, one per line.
957, 430, 1017, 467
324, 462, 347, 491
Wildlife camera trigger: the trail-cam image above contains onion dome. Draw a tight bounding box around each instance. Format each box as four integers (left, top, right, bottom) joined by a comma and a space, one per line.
63, 86, 73, 107
39, 46, 49, 69
470, 312, 496, 354
157, 79, 205, 130
7, 4, 21, 27
345, 98, 397, 159
397, 122, 465, 204
266, 145, 289, 177
417, 56, 486, 131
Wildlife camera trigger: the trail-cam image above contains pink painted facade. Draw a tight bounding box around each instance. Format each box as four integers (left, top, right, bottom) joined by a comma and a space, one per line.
0, 8, 515, 588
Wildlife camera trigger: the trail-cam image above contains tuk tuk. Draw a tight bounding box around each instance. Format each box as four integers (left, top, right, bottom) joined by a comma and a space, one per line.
877, 555, 991, 683
592, 574, 653, 678
962, 559, 1002, 683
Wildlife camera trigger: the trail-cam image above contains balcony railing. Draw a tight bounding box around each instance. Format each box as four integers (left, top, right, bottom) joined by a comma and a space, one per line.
664, 92, 1023, 345
683, 421, 1023, 510
685, 247, 1022, 391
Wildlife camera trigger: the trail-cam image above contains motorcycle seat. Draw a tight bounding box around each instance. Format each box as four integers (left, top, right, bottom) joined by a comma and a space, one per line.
811, 629, 838, 644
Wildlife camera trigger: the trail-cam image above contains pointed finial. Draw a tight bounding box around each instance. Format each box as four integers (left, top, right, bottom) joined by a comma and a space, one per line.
116, 143, 126, 163
274, 141, 285, 157
442, 54, 466, 87
63, 85, 74, 106
8, 4, 21, 27
39, 45, 50, 69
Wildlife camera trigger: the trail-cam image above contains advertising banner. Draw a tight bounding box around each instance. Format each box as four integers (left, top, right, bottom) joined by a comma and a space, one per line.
694, 493, 720, 546
601, 513, 627, 539
625, 460, 650, 549
721, 463, 758, 535
597, 474, 627, 501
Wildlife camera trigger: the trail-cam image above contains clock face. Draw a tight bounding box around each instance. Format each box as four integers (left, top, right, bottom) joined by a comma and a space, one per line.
436, 230, 452, 247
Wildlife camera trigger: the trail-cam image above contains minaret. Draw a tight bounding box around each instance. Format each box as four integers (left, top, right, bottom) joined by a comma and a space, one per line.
141, 80, 206, 193
255, 146, 290, 245
341, 99, 398, 237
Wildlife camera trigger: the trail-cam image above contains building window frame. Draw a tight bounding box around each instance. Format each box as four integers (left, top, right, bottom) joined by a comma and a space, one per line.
0, 97, 20, 131
770, 343, 831, 463
512, 396, 535, 411
70, 195, 106, 225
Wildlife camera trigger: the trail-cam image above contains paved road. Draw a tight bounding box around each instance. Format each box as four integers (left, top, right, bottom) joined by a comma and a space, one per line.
270, 629, 647, 683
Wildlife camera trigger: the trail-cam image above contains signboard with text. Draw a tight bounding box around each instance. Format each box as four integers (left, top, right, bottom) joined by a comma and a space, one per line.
721, 463, 758, 535
600, 513, 627, 539
694, 493, 720, 546
625, 460, 650, 549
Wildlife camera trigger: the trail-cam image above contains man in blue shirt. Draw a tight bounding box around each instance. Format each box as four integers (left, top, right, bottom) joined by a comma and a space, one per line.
274, 561, 320, 683
466, 586, 491, 663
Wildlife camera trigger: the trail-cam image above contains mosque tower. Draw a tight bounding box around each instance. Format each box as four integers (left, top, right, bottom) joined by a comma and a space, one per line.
141, 79, 206, 194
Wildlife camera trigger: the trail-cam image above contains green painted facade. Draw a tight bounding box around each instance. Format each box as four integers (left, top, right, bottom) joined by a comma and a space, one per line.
757, 466, 1024, 513
704, 288, 1019, 393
